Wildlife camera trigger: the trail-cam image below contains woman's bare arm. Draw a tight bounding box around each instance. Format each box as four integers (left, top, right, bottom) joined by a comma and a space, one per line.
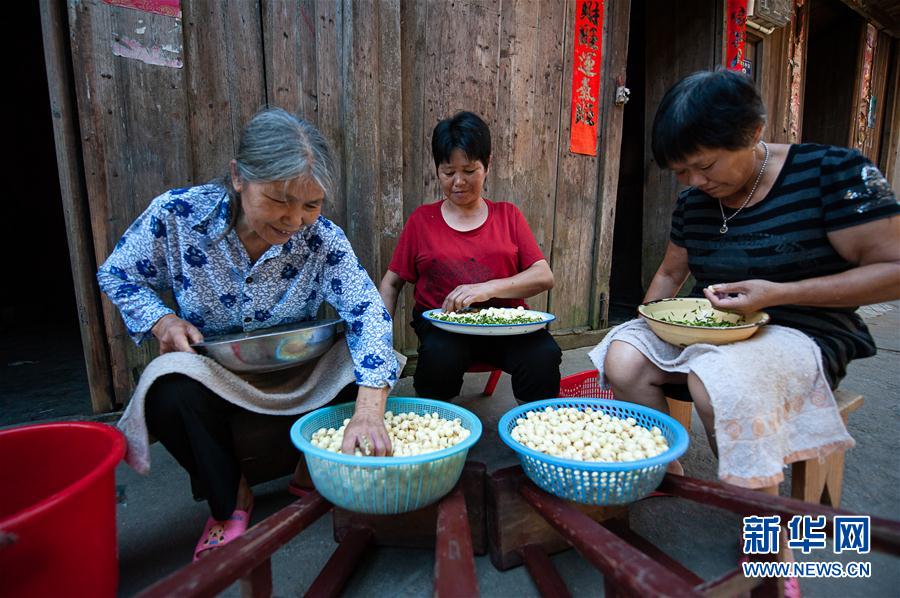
644, 242, 691, 303
378, 270, 406, 318
707, 215, 900, 313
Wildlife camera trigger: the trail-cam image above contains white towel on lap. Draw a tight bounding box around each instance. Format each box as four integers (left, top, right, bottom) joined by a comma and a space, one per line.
117, 338, 407, 474
588, 319, 854, 488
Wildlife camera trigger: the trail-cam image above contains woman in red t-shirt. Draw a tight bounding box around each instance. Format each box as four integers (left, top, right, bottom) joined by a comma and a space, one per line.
379, 111, 561, 402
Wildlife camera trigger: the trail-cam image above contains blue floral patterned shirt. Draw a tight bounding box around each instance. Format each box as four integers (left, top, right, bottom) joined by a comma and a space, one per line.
97, 184, 399, 388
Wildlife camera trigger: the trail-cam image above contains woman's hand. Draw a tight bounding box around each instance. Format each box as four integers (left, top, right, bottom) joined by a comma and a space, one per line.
341, 386, 391, 456
703, 280, 782, 314
440, 260, 555, 312
151, 314, 203, 354
442, 282, 495, 313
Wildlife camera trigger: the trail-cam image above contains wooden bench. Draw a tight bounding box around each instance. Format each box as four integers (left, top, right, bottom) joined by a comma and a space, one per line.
137, 476, 484, 598
487, 466, 627, 570
668, 389, 864, 507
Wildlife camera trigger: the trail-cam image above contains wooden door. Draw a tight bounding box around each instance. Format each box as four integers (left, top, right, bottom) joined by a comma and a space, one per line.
641, 0, 723, 290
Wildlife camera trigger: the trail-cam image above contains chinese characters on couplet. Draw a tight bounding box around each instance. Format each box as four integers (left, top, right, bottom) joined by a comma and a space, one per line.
569, 0, 603, 155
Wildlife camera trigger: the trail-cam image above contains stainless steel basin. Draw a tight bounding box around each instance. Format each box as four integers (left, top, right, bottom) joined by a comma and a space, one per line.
192, 319, 342, 373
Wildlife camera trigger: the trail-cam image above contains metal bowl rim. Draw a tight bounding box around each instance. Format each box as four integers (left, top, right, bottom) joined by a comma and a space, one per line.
191, 318, 343, 348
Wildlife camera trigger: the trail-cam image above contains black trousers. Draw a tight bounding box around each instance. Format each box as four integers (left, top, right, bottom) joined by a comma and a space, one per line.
412, 312, 562, 402
145, 374, 356, 520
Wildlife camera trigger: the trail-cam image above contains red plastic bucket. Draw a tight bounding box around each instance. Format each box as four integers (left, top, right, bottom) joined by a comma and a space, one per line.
0, 422, 126, 597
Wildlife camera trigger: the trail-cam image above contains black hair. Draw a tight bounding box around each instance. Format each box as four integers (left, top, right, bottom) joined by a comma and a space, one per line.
431, 111, 492, 170
651, 69, 766, 168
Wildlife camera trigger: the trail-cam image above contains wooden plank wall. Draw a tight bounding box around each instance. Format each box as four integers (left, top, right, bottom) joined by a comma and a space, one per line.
547, 0, 601, 333
64, 0, 627, 406
69, 1, 207, 405
40, 0, 116, 413
641, 0, 722, 290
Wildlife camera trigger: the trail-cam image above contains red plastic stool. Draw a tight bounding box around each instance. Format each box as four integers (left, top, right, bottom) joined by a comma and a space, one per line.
468, 362, 503, 396
559, 369, 690, 426
558, 369, 615, 399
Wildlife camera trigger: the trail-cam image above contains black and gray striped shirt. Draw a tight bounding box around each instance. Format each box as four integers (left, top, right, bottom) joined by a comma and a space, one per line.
670, 143, 899, 386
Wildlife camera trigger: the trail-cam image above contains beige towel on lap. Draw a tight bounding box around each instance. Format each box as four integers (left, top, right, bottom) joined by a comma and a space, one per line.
588, 319, 854, 488
117, 337, 407, 474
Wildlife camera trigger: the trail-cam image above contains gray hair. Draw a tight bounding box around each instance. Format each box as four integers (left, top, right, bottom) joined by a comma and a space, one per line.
223, 108, 336, 231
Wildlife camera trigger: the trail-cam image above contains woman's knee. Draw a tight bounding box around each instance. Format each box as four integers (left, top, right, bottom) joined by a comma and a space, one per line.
603, 341, 653, 386
511, 335, 562, 373
145, 374, 212, 421
416, 332, 471, 374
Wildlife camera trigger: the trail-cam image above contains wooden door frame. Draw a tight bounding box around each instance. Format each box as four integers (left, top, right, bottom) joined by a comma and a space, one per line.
39, 0, 115, 413
879, 37, 900, 191
589, 0, 631, 329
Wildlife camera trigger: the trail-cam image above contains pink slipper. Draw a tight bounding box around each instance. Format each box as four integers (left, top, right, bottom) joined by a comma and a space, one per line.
192, 507, 252, 562
783, 575, 802, 598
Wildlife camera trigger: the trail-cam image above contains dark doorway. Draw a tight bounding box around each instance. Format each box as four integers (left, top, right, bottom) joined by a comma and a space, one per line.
607, 0, 646, 325
802, 0, 865, 146
1, 2, 90, 425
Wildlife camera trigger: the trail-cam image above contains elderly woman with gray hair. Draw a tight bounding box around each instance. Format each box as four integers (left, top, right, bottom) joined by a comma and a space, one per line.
97, 108, 400, 561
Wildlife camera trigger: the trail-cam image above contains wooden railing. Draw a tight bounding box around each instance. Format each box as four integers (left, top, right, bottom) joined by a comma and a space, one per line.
135, 483, 480, 598
135, 467, 900, 597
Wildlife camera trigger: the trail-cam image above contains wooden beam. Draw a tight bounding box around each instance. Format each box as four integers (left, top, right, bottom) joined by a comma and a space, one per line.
839, 0, 900, 38
38, 0, 115, 414
519, 483, 703, 597
332, 461, 487, 554
239, 558, 272, 598
520, 544, 572, 598
658, 474, 900, 556
487, 466, 626, 571
434, 485, 479, 598
136, 492, 332, 598
604, 520, 705, 587
304, 526, 373, 598
590, 0, 631, 329
695, 564, 776, 598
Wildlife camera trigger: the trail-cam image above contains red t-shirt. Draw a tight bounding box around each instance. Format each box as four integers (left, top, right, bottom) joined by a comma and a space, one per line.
388, 199, 546, 311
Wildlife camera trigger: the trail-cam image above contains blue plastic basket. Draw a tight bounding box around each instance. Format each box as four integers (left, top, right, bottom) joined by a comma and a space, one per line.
290, 398, 482, 514
498, 398, 689, 505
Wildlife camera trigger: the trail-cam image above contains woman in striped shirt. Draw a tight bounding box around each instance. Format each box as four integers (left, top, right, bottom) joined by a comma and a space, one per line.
603, 70, 899, 475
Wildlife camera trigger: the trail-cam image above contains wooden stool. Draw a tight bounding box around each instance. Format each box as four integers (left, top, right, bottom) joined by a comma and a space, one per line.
332, 462, 487, 553
666, 389, 864, 507
791, 390, 864, 506
486, 466, 627, 570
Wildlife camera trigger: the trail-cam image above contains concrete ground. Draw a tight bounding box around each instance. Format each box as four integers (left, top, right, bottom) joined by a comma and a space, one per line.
108, 303, 900, 597
1, 322, 94, 426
